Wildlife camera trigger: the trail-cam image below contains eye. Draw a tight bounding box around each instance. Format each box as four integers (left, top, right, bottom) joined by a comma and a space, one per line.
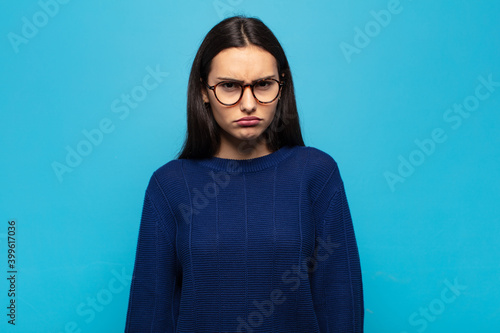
219, 82, 239, 91
255, 80, 272, 90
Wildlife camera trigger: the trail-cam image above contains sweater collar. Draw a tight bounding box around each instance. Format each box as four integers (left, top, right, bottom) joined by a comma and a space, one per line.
194, 145, 299, 173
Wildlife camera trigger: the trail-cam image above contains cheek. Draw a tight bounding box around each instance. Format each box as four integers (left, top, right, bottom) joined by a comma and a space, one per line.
265, 106, 278, 123
210, 105, 229, 125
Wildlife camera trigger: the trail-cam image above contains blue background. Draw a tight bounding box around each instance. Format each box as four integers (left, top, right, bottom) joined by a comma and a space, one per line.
1, 0, 499, 332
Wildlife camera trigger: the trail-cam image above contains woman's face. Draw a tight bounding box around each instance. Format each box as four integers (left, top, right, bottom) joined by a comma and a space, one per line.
202, 45, 281, 150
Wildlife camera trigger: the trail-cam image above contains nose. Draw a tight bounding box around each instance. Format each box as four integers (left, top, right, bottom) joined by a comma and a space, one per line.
239, 85, 257, 112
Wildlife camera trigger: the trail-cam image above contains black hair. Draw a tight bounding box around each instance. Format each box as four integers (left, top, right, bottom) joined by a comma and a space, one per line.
176, 15, 304, 159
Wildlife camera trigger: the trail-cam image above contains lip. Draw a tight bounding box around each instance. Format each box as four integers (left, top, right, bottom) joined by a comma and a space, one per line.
235, 116, 262, 126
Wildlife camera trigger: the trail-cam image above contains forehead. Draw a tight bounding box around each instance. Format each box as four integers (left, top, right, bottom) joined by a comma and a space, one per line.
209, 45, 278, 79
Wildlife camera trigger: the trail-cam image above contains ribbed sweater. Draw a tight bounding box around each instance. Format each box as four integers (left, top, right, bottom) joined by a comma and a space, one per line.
125, 145, 364, 332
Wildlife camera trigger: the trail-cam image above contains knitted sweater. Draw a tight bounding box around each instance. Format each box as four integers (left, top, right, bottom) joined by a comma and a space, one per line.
125, 145, 364, 332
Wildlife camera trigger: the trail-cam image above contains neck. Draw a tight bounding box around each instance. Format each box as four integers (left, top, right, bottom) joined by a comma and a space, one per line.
215, 133, 272, 160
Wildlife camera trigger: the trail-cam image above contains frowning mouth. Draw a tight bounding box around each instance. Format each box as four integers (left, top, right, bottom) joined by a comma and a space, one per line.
235, 116, 261, 126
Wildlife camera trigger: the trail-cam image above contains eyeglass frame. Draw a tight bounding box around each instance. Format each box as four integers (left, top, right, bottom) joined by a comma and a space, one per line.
201, 78, 285, 106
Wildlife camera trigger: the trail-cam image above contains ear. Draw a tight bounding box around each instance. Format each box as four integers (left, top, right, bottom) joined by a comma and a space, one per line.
200, 78, 210, 104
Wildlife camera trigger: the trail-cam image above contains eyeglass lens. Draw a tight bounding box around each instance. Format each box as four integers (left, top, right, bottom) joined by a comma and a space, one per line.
215, 80, 280, 105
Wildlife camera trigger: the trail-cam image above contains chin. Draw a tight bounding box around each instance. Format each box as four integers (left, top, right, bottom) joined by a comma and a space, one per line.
235, 129, 264, 140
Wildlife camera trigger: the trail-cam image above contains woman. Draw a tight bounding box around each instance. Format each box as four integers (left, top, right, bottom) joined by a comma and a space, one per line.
125, 15, 364, 332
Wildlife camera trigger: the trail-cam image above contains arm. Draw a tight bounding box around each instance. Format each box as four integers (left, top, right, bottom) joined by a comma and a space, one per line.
125, 188, 181, 332
310, 180, 364, 332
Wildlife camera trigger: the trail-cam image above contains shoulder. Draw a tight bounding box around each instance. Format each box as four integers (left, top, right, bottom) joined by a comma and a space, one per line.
298, 146, 338, 170
293, 146, 339, 180
294, 146, 344, 205
143, 159, 185, 200
154, 159, 184, 180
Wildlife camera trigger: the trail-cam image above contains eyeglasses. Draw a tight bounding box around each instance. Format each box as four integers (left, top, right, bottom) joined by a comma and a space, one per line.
202, 78, 284, 106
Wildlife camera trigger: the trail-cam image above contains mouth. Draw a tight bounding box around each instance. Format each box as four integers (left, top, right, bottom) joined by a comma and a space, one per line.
235, 117, 262, 127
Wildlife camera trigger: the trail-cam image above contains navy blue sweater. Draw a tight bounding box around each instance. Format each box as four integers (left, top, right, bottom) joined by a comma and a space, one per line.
125, 145, 364, 332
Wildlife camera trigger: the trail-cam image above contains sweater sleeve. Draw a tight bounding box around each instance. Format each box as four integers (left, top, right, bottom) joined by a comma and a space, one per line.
310, 180, 364, 332
125, 188, 181, 332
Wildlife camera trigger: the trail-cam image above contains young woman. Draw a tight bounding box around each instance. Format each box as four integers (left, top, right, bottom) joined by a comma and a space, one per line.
125, 15, 364, 332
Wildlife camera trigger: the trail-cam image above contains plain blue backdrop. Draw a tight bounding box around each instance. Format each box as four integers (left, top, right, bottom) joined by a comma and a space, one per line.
1, 0, 499, 332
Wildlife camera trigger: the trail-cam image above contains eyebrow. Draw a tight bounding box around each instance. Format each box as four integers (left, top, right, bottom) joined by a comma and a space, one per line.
215, 75, 277, 84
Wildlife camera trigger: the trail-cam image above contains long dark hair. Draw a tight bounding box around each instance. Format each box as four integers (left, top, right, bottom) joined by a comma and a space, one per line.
176, 15, 304, 159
